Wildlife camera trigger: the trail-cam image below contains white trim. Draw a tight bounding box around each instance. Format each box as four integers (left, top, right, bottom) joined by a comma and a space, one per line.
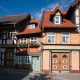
47, 32, 56, 44
18, 56, 23, 64
54, 16, 61, 24
20, 38, 27, 43
30, 37, 38, 43
28, 24, 35, 29
62, 32, 70, 44
24, 56, 30, 64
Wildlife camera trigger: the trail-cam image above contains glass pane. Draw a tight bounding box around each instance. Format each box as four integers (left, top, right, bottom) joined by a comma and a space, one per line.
31, 38, 33, 40
48, 36, 51, 43
62, 33, 69, 35
56, 17, 59, 20
48, 32, 55, 35
63, 55, 67, 58
62, 36, 65, 43
53, 55, 58, 58
52, 36, 55, 43
56, 21, 59, 23
66, 36, 69, 43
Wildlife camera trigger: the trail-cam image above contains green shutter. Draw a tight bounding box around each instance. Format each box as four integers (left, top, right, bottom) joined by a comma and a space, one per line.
43, 50, 50, 52
52, 50, 70, 52
72, 50, 79, 52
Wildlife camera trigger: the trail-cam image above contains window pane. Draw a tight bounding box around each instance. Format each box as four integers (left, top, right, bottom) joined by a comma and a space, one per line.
62, 33, 69, 35
48, 32, 55, 35
56, 21, 59, 23
52, 36, 55, 43
48, 36, 51, 42
25, 56, 29, 64
56, 17, 59, 20
62, 36, 65, 43
66, 36, 69, 43
31, 38, 33, 40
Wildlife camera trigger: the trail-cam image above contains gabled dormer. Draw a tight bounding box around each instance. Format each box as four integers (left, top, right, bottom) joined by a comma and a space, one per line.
51, 5, 65, 25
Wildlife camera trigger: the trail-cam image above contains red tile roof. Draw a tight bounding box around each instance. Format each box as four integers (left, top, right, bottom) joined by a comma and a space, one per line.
63, 10, 68, 14
41, 11, 77, 28
18, 20, 41, 35
71, 0, 79, 7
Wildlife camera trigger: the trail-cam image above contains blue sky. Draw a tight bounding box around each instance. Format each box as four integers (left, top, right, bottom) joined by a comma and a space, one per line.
0, 0, 75, 19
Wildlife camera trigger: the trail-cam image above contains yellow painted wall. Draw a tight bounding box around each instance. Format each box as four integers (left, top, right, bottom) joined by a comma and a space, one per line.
55, 12, 61, 16
70, 33, 80, 44
41, 32, 80, 44
41, 32, 47, 44
43, 51, 50, 70
72, 51, 79, 70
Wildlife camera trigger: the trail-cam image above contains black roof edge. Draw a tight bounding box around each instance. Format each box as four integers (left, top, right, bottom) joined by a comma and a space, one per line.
39, 11, 45, 27
43, 27, 77, 29
17, 32, 42, 36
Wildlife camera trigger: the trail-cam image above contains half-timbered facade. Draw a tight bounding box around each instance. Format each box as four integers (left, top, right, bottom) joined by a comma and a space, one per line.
0, 14, 31, 68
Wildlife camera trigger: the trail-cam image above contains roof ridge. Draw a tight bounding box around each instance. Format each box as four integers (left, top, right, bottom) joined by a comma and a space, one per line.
3, 14, 29, 17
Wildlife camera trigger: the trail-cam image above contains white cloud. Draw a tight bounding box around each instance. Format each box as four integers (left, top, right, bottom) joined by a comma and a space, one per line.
63, 0, 75, 7
34, 0, 75, 20
0, 5, 12, 14
34, 3, 58, 20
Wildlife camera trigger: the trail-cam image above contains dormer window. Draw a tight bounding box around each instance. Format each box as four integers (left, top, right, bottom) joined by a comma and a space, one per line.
28, 24, 35, 29
54, 16, 61, 24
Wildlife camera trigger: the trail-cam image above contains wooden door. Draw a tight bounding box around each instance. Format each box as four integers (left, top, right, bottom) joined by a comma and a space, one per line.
5, 49, 13, 67
52, 53, 69, 71
60, 53, 69, 71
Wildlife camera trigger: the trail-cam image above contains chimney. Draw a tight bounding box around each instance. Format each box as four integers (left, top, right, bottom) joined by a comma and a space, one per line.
31, 16, 34, 20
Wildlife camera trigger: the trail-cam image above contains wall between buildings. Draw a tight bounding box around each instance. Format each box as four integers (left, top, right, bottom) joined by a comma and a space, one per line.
72, 50, 79, 70
43, 51, 50, 70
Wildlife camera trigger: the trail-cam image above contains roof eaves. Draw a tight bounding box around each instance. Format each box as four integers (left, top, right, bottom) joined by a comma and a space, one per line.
17, 31, 42, 36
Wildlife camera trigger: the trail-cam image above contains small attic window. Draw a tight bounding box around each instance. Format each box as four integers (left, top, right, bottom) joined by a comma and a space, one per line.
54, 16, 61, 24
28, 24, 35, 29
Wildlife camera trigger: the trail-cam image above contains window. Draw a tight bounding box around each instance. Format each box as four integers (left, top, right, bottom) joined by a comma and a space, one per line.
28, 24, 35, 29
20, 38, 27, 43
54, 16, 61, 24
18, 56, 23, 64
48, 32, 55, 43
30, 37, 38, 43
62, 55, 67, 58
53, 54, 58, 58
7, 29, 13, 38
25, 56, 30, 64
62, 33, 69, 44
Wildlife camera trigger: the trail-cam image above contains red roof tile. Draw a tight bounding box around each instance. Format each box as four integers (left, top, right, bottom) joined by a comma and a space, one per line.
18, 20, 41, 35
41, 11, 77, 28
63, 10, 68, 14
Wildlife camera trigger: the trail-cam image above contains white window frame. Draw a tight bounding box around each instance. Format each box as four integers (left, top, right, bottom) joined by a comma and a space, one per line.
30, 37, 38, 43
47, 32, 56, 44
18, 56, 23, 64
20, 38, 27, 43
62, 32, 70, 44
54, 16, 61, 24
24, 56, 30, 64
28, 24, 35, 29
